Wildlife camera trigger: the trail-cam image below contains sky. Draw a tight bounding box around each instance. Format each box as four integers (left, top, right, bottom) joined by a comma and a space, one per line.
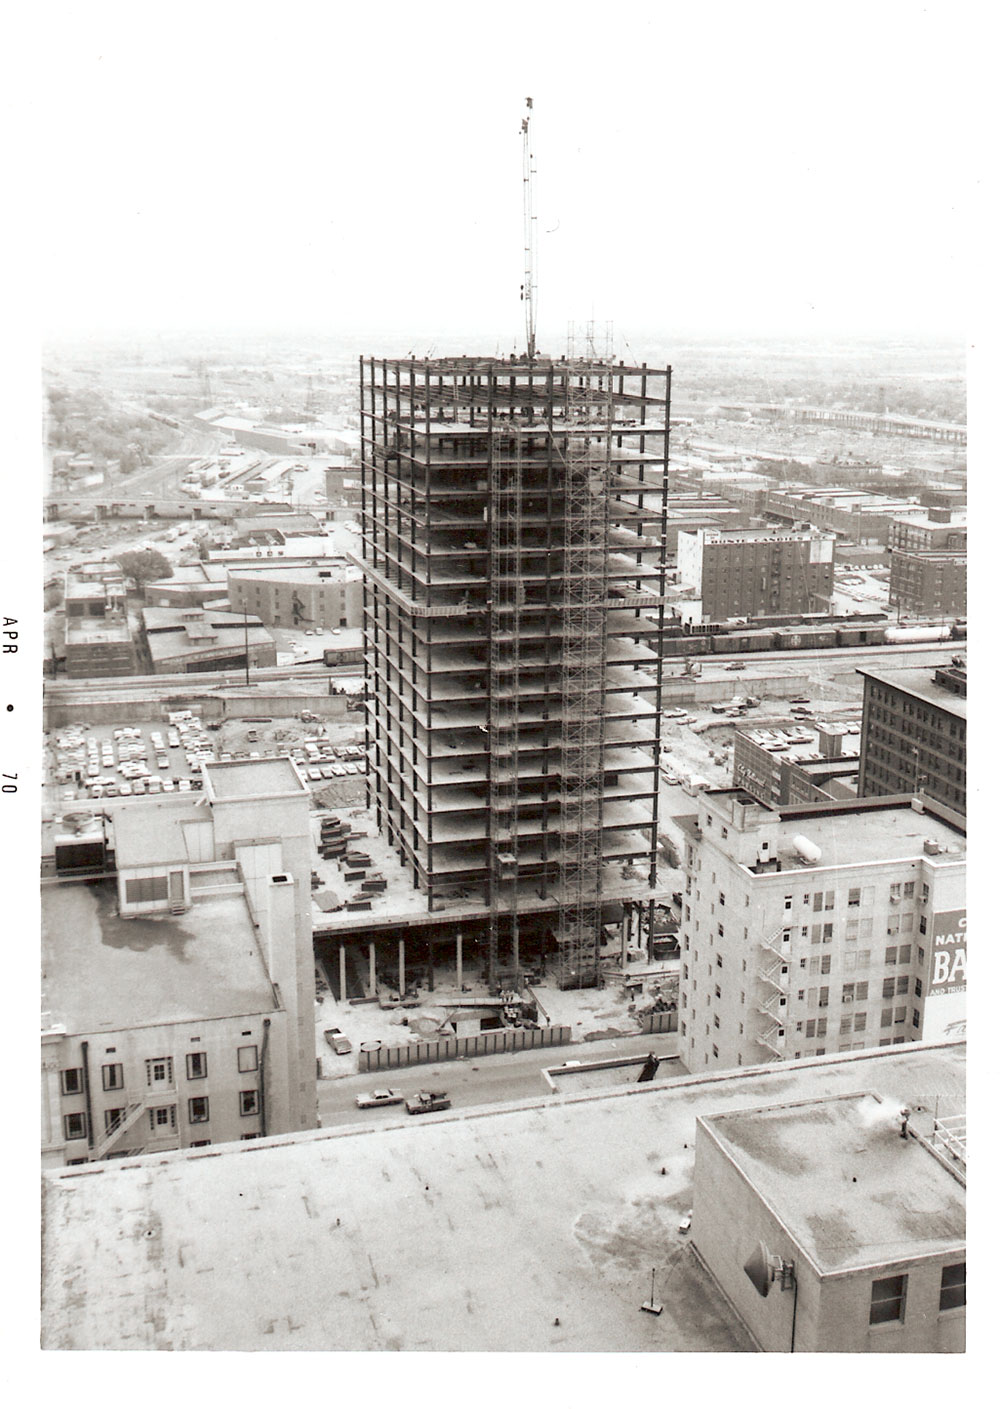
17, 0, 980, 348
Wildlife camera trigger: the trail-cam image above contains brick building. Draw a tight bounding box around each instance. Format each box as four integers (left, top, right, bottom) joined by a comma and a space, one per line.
857, 659, 967, 815
732, 720, 860, 806
227, 563, 363, 631
676, 528, 834, 623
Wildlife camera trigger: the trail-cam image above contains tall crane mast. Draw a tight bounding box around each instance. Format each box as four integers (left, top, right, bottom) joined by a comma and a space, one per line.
521, 97, 537, 360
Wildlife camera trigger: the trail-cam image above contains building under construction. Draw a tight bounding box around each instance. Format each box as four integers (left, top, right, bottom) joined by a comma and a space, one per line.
353, 353, 671, 989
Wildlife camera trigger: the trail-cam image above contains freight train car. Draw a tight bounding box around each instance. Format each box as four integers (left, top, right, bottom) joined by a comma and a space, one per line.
773, 625, 839, 650
884, 625, 953, 644
710, 628, 777, 653
834, 623, 887, 647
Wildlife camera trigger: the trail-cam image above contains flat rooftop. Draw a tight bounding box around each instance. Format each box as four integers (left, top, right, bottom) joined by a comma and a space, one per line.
700, 1092, 965, 1274
203, 756, 308, 801
40, 1042, 964, 1350
41, 879, 277, 1032
857, 662, 968, 719
702, 792, 966, 869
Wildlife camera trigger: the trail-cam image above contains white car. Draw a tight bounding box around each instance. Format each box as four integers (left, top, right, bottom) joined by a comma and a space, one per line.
161, 778, 175, 792
355, 1089, 405, 1110
178, 778, 192, 792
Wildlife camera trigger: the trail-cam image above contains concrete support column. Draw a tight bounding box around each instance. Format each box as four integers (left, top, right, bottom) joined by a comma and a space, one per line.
456, 930, 463, 989
398, 937, 405, 995
339, 946, 347, 1004
368, 941, 376, 994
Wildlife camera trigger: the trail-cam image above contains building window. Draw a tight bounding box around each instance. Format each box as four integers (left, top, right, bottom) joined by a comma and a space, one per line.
238, 1045, 258, 1073
939, 1263, 966, 1312
104, 1108, 125, 1133
915, 978, 923, 998
188, 1096, 210, 1123
854, 1012, 867, 1032
63, 1112, 87, 1141
240, 1090, 260, 1116
899, 944, 911, 964
146, 1057, 173, 1086
912, 1009, 921, 1028
186, 1052, 208, 1080
870, 1274, 907, 1325
60, 1068, 84, 1096
149, 1106, 177, 1132
102, 1063, 124, 1091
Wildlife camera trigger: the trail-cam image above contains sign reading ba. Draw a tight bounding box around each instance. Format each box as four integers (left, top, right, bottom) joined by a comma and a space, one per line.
929, 909, 966, 994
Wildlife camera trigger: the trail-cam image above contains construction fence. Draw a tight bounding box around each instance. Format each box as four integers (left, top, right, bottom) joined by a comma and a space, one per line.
357, 1024, 573, 1073
640, 1011, 679, 1035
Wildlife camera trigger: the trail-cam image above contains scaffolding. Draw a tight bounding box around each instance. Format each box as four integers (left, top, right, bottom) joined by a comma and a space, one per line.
486, 424, 525, 987
554, 366, 613, 987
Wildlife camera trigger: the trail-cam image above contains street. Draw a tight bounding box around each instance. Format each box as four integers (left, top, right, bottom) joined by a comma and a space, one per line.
317, 1029, 681, 1128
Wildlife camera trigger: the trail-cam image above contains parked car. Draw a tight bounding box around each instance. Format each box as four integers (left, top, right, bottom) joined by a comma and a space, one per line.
355, 1089, 405, 1109
405, 1091, 451, 1115
324, 1028, 353, 1055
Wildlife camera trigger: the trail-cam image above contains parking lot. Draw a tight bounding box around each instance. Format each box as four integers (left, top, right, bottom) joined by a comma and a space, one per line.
44, 708, 369, 813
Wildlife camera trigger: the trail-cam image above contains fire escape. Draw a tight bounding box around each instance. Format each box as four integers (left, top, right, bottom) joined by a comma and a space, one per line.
755, 924, 792, 1058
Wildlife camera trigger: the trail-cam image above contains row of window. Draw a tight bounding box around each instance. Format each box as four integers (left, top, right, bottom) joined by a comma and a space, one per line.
60, 1046, 258, 1097
62, 1090, 259, 1141
870, 1265, 965, 1324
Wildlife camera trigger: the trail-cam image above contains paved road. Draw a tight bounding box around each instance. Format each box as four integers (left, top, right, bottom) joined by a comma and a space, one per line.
317, 1029, 680, 1128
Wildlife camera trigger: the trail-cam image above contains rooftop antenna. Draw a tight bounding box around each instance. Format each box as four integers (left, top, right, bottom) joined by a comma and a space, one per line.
521, 97, 537, 360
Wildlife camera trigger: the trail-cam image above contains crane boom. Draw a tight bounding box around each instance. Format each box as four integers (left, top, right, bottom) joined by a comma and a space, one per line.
521, 97, 537, 360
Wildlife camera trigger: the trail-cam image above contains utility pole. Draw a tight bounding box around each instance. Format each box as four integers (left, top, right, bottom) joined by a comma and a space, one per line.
243, 608, 250, 687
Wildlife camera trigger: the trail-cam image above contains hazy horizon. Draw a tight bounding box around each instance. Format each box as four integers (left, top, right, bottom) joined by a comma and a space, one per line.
24, 3, 973, 349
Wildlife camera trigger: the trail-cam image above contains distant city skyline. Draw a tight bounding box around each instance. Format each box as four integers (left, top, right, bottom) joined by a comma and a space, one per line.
29, 3, 972, 344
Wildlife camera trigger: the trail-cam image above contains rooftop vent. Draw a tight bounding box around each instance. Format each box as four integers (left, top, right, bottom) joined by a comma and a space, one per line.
923, 839, 941, 856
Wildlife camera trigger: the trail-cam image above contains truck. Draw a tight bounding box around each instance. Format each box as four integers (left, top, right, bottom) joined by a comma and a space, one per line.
405, 1090, 451, 1115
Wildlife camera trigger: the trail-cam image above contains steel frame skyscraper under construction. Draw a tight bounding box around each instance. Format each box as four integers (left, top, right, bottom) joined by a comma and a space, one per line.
359, 353, 670, 988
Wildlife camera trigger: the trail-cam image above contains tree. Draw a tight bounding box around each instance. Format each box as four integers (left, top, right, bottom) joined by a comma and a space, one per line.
115, 549, 173, 589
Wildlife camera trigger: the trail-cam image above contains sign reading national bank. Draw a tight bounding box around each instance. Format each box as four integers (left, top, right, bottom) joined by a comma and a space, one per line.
923, 908, 966, 1041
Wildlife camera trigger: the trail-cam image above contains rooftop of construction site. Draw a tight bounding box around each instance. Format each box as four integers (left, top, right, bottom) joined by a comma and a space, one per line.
41, 877, 277, 1033
699, 1090, 966, 1275
688, 791, 967, 867
40, 1041, 965, 1351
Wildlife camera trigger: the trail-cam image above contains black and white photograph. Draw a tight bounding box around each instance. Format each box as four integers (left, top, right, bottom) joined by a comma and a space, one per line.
7, 0, 978, 1378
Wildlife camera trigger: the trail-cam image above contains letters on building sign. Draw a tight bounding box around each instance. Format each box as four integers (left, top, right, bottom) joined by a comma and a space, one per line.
928, 910, 966, 995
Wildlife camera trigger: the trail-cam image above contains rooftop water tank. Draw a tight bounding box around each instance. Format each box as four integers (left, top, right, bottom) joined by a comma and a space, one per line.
792, 834, 822, 865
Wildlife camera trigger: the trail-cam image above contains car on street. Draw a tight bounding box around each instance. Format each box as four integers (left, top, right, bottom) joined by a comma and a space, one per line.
724, 662, 746, 671
405, 1091, 451, 1115
355, 1088, 405, 1109
790, 696, 811, 704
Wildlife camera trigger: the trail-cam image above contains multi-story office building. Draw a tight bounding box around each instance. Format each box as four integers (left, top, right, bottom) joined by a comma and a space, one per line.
41, 759, 318, 1166
358, 354, 670, 986
888, 549, 966, 618
228, 562, 363, 631
857, 659, 967, 816
676, 528, 834, 623
676, 790, 966, 1073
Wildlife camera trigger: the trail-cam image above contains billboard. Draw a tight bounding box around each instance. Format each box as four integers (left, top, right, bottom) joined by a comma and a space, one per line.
923, 908, 966, 1041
